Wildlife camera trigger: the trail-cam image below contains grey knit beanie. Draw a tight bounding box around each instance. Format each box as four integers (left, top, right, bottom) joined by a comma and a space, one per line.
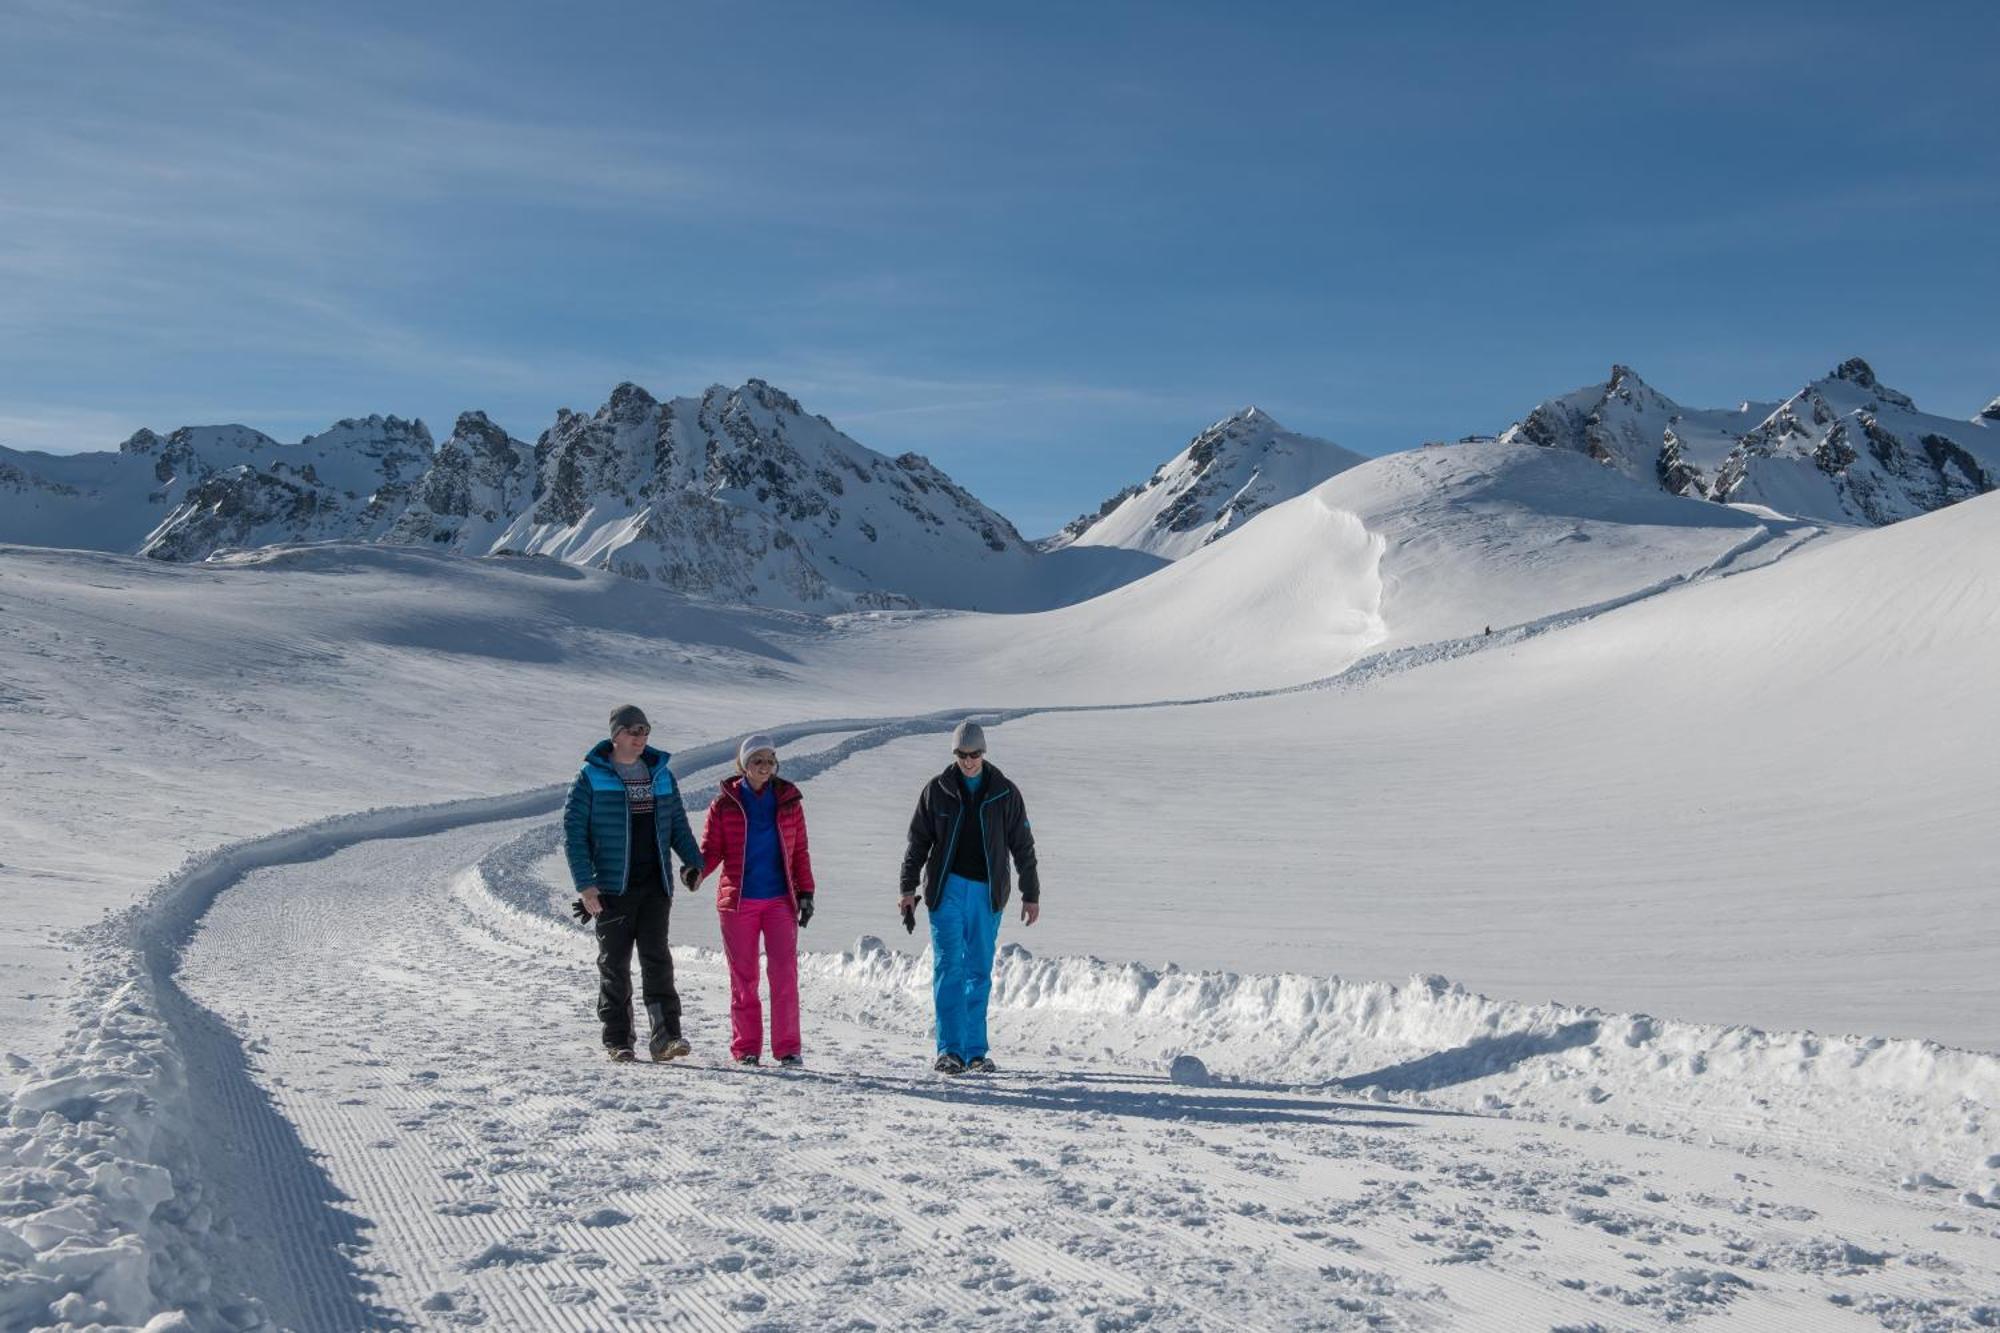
950, 719, 987, 754
608, 704, 649, 735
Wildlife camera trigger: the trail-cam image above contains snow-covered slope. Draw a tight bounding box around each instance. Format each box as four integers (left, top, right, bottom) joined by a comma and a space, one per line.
1504, 359, 1999, 527
0, 425, 286, 551
3, 478, 1995, 1329
891, 488, 1999, 1047
840, 437, 1789, 702
1043, 406, 1367, 558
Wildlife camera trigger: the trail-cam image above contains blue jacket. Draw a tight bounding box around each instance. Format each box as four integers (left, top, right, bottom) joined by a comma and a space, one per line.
562, 741, 701, 895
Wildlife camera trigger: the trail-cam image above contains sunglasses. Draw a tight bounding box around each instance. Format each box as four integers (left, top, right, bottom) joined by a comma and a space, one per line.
953, 749, 984, 760
745, 755, 777, 768
617, 725, 651, 737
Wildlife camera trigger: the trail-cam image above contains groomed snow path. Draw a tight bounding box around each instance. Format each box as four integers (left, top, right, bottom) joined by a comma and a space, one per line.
171, 814, 1999, 1331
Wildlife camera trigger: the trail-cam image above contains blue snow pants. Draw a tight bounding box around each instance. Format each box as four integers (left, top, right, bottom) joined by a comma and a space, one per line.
930, 873, 1003, 1061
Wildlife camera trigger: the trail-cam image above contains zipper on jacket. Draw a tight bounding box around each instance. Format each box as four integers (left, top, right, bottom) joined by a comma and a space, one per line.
937, 776, 966, 896
978, 787, 1011, 888
720, 781, 748, 909
617, 763, 632, 895
653, 761, 671, 895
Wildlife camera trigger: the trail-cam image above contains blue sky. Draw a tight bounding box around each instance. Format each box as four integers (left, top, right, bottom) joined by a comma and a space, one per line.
3, 0, 1995, 534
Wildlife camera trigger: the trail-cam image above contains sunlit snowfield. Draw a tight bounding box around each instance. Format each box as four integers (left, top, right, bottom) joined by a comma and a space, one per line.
3, 441, 1996, 1329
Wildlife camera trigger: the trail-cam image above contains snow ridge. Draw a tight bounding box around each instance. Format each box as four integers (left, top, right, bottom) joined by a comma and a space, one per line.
808, 943, 2000, 1184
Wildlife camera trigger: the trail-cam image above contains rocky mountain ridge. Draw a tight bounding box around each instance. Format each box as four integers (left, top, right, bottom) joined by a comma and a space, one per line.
1501, 358, 1998, 527
0, 382, 1138, 614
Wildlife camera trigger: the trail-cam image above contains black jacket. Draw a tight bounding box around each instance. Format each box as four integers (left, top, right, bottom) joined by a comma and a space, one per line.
900, 762, 1039, 911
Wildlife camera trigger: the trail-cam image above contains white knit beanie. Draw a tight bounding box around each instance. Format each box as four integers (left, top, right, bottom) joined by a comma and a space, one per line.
737, 733, 778, 770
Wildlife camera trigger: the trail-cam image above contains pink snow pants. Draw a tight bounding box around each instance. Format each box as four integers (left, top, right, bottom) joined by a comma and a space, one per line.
719, 896, 800, 1060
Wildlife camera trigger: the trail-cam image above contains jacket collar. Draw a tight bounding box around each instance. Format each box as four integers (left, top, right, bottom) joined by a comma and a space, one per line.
587, 740, 670, 772
935, 760, 1008, 803
722, 773, 799, 804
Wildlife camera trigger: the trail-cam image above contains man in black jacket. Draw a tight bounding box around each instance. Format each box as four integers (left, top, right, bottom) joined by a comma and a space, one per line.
899, 720, 1040, 1074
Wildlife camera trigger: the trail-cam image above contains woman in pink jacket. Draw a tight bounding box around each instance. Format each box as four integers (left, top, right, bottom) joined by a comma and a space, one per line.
692, 734, 816, 1065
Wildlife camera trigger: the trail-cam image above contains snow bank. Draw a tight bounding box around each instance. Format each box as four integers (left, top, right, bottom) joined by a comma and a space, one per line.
0, 783, 575, 1329
809, 942, 2000, 1183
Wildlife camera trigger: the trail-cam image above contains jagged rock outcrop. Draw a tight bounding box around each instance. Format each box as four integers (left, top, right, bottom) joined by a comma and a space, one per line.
387, 412, 533, 550
1043, 407, 1366, 559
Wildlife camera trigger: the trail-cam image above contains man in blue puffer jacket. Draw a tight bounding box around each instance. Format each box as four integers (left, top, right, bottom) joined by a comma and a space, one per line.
564, 704, 704, 1061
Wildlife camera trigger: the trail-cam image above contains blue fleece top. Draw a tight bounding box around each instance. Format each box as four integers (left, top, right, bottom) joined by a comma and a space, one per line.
740, 780, 788, 899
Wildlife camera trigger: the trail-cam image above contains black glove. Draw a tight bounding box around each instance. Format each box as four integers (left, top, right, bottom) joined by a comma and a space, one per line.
900, 900, 916, 934
796, 896, 815, 928
679, 864, 702, 891
570, 897, 590, 924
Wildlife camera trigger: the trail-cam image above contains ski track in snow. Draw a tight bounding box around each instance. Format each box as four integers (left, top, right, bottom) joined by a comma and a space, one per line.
8, 538, 2000, 1330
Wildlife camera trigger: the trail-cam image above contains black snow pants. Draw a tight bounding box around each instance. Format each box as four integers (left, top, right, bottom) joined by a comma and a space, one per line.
594, 876, 680, 1048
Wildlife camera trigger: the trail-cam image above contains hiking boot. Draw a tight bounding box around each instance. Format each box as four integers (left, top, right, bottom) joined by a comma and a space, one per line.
608, 1045, 637, 1063
735, 1054, 761, 1066
644, 1003, 685, 1062
776, 1054, 803, 1068
933, 1053, 966, 1075
965, 1056, 998, 1074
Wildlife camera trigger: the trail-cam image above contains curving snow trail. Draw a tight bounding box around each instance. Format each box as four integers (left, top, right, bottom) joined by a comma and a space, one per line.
171, 800, 1997, 1330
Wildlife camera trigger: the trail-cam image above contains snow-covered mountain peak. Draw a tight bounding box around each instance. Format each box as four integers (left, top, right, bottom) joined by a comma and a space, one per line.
1500, 358, 1998, 527
1980, 396, 2000, 425
490, 377, 1053, 610
1043, 407, 1367, 560
1711, 361, 1995, 525
294, 415, 435, 494
1812, 356, 1918, 412
1499, 363, 1696, 486
115, 423, 280, 459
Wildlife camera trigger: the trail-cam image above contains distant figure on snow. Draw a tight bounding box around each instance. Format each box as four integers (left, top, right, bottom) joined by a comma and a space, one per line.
688, 733, 818, 1067
899, 720, 1040, 1075
563, 704, 703, 1062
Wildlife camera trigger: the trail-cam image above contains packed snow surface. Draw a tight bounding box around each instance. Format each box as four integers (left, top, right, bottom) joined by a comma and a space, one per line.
1, 444, 1995, 1329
